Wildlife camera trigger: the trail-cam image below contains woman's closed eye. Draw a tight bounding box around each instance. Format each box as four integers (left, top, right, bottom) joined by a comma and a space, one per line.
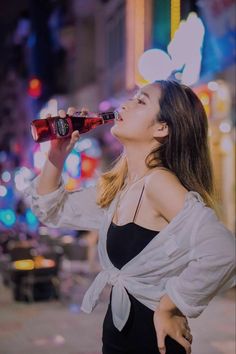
136, 98, 146, 105
129, 93, 147, 105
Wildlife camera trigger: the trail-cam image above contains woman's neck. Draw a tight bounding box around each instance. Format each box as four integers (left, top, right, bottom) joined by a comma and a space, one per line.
124, 144, 153, 184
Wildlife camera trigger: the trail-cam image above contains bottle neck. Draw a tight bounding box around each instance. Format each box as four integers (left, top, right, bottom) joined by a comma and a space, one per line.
98, 111, 117, 122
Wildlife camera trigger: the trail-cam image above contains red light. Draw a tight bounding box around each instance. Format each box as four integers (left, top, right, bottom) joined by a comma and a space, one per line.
81, 154, 98, 178
28, 78, 42, 98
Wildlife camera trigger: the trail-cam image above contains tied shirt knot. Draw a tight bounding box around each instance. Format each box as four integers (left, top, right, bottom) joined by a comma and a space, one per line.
81, 268, 131, 331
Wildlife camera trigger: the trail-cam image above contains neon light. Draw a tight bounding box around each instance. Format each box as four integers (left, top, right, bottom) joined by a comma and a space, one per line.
26, 209, 38, 226
134, 0, 145, 85
0, 209, 16, 227
171, 0, 180, 39
126, 0, 135, 89
126, 0, 147, 88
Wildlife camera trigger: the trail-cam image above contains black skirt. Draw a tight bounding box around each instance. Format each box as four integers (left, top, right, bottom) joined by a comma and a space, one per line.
102, 290, 186, 354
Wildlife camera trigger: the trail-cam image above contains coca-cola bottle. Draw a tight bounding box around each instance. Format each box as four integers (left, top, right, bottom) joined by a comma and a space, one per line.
30, 111, 119, 143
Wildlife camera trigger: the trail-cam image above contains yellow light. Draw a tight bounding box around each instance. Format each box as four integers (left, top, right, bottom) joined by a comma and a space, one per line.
198, 92, 210, 117
14, 259, 34, 271
65, 177, 77, 191
134, 0, 145, 85
126, 0, 146, 89
171, 0, 181, 39
126, 0, 135, 90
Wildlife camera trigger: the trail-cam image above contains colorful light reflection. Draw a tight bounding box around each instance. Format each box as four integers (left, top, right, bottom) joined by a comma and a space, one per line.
0, 209, 16, 227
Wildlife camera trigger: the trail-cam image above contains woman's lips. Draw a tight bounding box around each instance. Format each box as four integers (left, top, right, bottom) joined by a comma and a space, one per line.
115, 113, 123, 121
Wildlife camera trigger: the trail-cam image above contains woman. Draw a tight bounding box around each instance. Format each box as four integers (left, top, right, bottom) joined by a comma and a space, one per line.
25, 80, 235, 354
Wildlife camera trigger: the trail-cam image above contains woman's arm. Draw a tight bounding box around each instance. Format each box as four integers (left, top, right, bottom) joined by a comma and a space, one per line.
146, 170, 192, 354
24, 175, 105, 231
146, 169, 235, 354
24, 108, 105, 231
36, 108, 80, 195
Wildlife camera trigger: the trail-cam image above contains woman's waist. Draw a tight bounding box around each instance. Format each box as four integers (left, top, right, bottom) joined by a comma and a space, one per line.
109, 285, 155, 313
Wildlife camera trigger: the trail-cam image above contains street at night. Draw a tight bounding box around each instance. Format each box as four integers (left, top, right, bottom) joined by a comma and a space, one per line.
0, 1, 235, 354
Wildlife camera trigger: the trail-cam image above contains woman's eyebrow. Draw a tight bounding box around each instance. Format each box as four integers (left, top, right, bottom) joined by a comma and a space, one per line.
140, 91, 151, 100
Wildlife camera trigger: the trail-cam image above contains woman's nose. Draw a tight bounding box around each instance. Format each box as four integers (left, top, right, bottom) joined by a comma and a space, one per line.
122, 98, 133, 110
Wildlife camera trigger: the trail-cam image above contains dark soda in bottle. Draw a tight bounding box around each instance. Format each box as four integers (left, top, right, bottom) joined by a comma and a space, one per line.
30, 111, 118, 143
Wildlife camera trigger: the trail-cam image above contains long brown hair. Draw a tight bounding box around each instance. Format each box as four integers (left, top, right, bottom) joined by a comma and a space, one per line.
96, 80, 219, 213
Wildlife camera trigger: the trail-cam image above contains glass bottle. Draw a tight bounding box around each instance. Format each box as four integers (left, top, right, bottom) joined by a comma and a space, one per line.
30, 111, 118, 143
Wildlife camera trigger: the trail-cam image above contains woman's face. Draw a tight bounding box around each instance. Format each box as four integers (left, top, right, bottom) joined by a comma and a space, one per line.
110, 83, 167, 145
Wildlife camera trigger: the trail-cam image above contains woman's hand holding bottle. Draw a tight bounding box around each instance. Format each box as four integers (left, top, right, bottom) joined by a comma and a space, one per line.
48, 107, 86, 166
36, 107, 86, 196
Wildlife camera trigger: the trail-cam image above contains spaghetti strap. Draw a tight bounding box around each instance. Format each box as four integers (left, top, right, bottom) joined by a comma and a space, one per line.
132, 183, 145, 222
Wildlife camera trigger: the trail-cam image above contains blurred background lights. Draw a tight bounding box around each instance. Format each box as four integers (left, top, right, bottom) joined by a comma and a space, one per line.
138, 49, 172, 81
39, 98, 58, 118
219, 122, 231, 133
217, 85, 229, 100
75, 138, 92, 152
19, 167, 32, 179
14, 174, 27, 191
33, 150, 46, 170
38, 226, 49, 236
220, 136, 233, 153
199, 93, 210, 105
14, 167, 34, 191
99, 100, 111, 111
40, 140, 51, 154
26, 209, 38, 226
0, 209, 16, 227
28, 77, 42, 98
0, 185, 7, 197
65, 152, 81, 177
75, 138, 101, 158
65, 177, 78, 191
208, 81, 219, 91
1, 171, 11, 183
0, 151, 7, 163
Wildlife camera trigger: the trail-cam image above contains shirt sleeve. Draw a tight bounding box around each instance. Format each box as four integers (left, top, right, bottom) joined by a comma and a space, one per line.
23, 175, 105, 230
165, 210, 236, 318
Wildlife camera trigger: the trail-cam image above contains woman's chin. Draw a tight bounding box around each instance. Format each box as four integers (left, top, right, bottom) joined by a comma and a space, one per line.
110, 126, 121, 139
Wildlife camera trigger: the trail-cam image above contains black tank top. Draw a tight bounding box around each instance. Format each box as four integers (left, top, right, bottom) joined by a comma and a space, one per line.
107, 183, 160, 269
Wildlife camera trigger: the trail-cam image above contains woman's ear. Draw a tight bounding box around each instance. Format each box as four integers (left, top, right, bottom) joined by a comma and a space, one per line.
153, 122, 169, 138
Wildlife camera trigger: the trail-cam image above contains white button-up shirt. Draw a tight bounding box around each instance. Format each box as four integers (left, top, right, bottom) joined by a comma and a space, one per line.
24, 176, 236, 331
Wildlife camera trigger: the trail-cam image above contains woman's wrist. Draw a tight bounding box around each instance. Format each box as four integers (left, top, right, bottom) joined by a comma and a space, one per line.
48, 150, 66, 170
157, 294, 183, 316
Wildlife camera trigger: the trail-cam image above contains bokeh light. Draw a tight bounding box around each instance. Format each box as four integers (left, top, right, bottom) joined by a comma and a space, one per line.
138, 49, 172, 81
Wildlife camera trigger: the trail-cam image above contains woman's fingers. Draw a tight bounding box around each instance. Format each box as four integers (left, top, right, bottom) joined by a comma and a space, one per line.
71, 130, 80, 142
185, 333, 193, 344
176, 335, 192, 354
156, 330, 167, 354
80, 106, 89, 116
58, 109, 66, 118
67, 106, 77, 116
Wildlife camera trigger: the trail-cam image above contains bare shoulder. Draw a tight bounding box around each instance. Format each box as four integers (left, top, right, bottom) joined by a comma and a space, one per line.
145, 168, 189, 222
